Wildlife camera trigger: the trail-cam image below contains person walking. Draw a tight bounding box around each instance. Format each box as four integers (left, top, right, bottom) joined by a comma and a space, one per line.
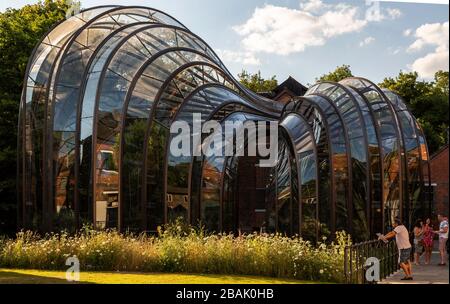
423, 218, 434, 265
379, 218, 413, 280
435, 214, 448, 266
413, 220, 424, 265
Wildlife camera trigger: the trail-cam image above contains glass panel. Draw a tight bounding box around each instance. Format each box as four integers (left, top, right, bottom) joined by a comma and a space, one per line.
146, 64, 238, 231
383, 90, 429, 229
309, 84, 369, 240
124, 55, 205, 232
341, 79, 402, 232
79, 24, 143, 228
417, 126, 431, 217
300, 149, 318, 243
21, 7, 111, 230
222, 156, 237, 232
198, 112, 273, 233
152, 11, 186, 28
91, 26, 217, 230
166, 87, 248, 227
291, 98, 332, 239
123, 51, 207, 231
280, 113, 318, 242
275, 139, 292, 234
306, 95, 349, 235
44, 8, 202, 230
382, 89, 423, 230
201, 129, 225, 232
343, 85, 382, 237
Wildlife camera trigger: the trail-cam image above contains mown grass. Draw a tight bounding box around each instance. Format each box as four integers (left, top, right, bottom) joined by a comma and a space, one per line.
0, 221, 351, 283
0, 268, 324, 284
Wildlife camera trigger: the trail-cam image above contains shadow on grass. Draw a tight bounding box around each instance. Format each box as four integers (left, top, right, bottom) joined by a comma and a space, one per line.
0, 270, 92, 284
178, 273, 306, 284
0, 269, 324, 284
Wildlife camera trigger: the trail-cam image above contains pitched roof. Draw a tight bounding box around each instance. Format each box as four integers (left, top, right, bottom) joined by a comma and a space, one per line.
257, 76, 308, 99
273, 76, 308, 97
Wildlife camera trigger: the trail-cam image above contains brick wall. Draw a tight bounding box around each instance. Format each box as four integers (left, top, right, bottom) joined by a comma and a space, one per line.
429, 145, 449, 216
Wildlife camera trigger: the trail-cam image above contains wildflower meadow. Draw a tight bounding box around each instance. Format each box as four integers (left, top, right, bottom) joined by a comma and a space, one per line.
0, 222, 351, 283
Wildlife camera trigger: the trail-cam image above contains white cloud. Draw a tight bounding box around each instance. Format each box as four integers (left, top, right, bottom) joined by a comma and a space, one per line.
407, 21, 449, 78
299, 0, 326, 12
407, 22, 449, 52
359, 36, 375, 47
411, 50, 449, 78
233, 4, 366, 55
386, 8, 402, 19
232, 1, 402, 56
215, 49, 261, 66
365, 3, 402, 22
403, 29, 412, 37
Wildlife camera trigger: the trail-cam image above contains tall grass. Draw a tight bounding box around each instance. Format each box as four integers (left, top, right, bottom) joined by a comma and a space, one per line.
0, 222, 351, 283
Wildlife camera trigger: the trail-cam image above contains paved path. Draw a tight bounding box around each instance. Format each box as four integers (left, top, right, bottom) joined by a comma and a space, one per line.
380, 251, 448, 284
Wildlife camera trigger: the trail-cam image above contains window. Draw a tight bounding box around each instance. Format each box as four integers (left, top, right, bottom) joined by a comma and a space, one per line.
99, 150, 118, 173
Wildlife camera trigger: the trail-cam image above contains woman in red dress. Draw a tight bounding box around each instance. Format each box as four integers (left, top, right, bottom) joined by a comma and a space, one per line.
423, 218, 434, 265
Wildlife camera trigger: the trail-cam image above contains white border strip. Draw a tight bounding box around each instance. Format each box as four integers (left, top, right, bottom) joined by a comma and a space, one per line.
376, 0, 448, 4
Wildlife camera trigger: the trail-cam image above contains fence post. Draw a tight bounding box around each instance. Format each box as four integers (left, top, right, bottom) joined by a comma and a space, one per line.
363, 242, 367, 284
344, 246, 349, 283
350, 245, 353, 283
384, 241, 388, 279
389, 241, 393, 276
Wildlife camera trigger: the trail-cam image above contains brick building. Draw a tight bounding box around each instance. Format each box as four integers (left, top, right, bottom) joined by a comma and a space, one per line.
429, 144, 449, 216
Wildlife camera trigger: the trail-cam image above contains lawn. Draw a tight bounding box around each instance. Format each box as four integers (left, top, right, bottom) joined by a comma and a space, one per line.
0, 269, 320, 284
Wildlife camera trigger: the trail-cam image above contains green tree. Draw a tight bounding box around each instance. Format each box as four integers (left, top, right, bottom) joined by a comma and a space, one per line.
238, 70, 278, 93
434, 70, 449, 95
379, 71, 449, 153
317, 64, 353, 82
0, 0, 71, 234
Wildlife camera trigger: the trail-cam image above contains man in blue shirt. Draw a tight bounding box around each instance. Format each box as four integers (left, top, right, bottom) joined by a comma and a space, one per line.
435, 214, 448, 266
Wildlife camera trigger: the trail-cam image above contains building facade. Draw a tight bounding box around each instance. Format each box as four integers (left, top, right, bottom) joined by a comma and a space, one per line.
18, 6, 431, 242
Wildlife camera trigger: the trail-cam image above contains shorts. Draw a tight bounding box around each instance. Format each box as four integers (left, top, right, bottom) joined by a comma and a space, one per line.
414, 242, 423, 253
398, 248, 411, 264
439, 238, 448, 251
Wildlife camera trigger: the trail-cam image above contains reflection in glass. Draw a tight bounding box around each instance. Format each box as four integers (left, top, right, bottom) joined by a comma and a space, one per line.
308, 83, 369, 240
340, 78, 402, 232
383, 90, 422, 230
93, 27, 217, 230
122, 50, 213, 231
276, 139, 292, 234
52, 8, 162, 230
291, 95, 350, 238
280, 113, 318, 242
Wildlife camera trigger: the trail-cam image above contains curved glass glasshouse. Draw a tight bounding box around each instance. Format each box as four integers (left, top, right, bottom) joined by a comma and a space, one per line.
18, 6, 431, 242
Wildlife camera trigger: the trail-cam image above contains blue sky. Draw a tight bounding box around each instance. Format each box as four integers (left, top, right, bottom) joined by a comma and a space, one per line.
1, 0, 448, 85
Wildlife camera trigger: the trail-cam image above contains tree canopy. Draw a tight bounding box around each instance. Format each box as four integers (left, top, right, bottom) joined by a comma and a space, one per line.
238, 70, 278, 93
317, 64, 353, 82
379, 70, 449, 154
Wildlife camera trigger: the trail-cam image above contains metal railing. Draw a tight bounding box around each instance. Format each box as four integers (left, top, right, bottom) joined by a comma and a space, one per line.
344, 239, 399, 284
